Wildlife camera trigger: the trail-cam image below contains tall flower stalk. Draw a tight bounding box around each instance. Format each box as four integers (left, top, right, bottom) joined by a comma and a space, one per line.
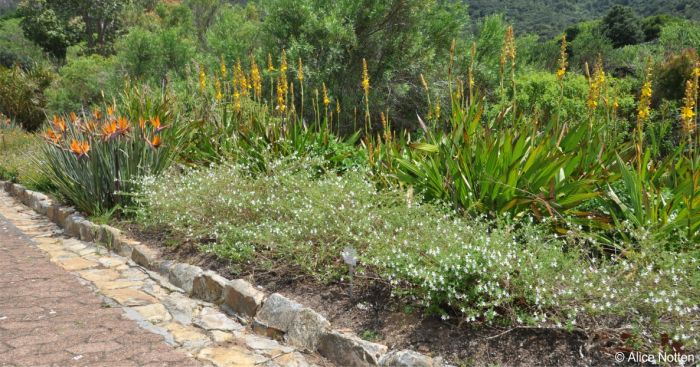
636, 63, 653, 173
362, 58, 371, 134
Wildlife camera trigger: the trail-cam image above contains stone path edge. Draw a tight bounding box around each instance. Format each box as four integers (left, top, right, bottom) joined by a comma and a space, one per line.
1, 181, 445, 367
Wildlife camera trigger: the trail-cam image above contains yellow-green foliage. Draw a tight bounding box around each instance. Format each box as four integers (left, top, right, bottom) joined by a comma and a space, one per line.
0, 122, 47, 189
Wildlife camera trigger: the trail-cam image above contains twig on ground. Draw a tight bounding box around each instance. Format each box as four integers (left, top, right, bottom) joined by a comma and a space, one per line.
254, 349, 296, 365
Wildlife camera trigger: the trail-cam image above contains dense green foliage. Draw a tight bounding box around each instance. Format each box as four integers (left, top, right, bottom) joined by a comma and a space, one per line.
468, 0, 700, 39
0, 0, 699, 355
0, 65, 52, 130
0, 119, 50, 190
139, 156, 699, 340
18, 0, 126, 58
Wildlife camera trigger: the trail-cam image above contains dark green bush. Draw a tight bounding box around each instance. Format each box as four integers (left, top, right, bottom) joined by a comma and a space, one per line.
0, 65, 53, 131
46, 54, 118, 113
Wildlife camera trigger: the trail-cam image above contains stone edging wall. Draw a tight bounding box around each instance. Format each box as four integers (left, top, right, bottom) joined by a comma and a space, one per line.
1, 181, 444, 367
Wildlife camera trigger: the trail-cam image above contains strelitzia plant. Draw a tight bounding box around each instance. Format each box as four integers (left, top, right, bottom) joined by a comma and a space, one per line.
38, 86, 180, 215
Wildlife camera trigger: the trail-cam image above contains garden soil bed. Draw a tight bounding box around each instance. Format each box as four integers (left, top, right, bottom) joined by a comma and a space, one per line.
120, 223, 658, 367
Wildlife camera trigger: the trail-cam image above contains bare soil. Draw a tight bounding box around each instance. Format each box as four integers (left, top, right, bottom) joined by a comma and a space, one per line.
120, 223, 669, 367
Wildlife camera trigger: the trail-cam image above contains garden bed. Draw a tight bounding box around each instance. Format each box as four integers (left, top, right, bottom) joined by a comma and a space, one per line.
120, 222, 660, 367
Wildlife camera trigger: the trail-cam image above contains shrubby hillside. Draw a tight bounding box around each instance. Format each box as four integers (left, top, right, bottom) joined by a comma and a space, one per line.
468, 0, 700, 38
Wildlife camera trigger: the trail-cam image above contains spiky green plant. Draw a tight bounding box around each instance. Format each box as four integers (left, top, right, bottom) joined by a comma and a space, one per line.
38, 87, 180, 215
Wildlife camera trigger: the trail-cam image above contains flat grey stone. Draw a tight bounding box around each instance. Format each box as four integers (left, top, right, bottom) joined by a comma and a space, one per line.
96, 225, 121, 248
191, 271, 228, 304
122, 307, 176, 346
55, 207, 76, 227
162, 292, 199, 325
63, 214, 84, 237
379, 350, 434, 367
223, 279, 266, 317
318, 330, 388, 367
286, 307, 330, 351
131, 243, 159, 269
168, 263, 203, 295
256, 293, 302, 333
194, 307, 243, 331
256, 293, 329, 351
79, 220, 99, 242
244, 334, 293, 353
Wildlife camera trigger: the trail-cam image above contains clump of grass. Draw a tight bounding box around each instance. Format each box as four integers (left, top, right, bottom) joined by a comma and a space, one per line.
137, 156, 699, 347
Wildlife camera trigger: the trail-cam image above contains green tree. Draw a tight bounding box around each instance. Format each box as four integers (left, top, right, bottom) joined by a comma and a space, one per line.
601, 5, 644, 48
17, 0, 81, 59
116, 26, 194, 84
260, 0, 468, 130
206, 3, 262, 63
17, 0, 127, 58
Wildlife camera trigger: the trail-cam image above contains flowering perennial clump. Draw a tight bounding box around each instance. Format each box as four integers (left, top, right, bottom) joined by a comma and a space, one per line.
38, 89, 179, 214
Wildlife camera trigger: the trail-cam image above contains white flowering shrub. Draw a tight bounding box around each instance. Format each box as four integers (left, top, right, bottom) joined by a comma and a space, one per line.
138, 156, 699, 347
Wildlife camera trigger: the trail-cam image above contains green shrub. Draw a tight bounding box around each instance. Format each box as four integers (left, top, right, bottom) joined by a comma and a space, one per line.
0, 17, 47, 69
0, 65, 54, 131
0, 123, 49, 189
46, 54, 118, 114
115, 26, 195, 82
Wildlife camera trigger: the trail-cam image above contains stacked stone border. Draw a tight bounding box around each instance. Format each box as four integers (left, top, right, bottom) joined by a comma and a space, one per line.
1, 181, 443, 367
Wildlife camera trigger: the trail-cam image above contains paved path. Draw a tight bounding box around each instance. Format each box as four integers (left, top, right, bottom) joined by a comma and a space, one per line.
0, 204, 201, 366
0, 190, 324, 367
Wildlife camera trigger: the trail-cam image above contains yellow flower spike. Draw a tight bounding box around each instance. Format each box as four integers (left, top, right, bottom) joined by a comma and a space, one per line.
251, 58, 262, 99
276, 78, 286, 113
420, 74, 429, 92
215, 78, 223, 101
586, 58, 605, 112
297, 58, 304, 82
233, 85, 241, 113
361, 58, 370, 96
641, 82, 652, 98
505, 26, 516, 64
220, 55, 227, 78
234, 59, 249, 98
556, 34, 568, 81
267, 53, 275, 72
280, 50, 288, 74
681, 106, 695, 121
322, 82, 330, 108
680, 79, 697, 136
336, 100, 341, 115
199, 68, 207, 91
